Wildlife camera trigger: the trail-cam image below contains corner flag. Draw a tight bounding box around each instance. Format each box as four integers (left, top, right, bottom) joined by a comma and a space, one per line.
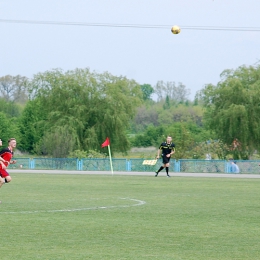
101, 137, 113, 175
101, 137, 110, 148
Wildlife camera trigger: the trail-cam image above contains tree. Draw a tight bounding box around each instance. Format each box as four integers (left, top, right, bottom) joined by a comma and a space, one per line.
131, 125, 164, 147
0, 75, 28, 103
193, 140, 229, 159
154, 81, 190, 102
24, 68, 142, 154
200, 64, 260, 159
35, 126, 78, 157
166, 123, 195, 159
157, 104, 203, 126
18, 100, 46, 152
0, 112, 20, 147
132, 106, 159, 132
0, 97, 22, 117
163, 95, 170, 110
130, 122, 209, 156
140, 84, 154, 101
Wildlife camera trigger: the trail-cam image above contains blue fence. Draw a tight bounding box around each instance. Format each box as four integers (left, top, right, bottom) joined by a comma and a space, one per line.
8, 158, 260, 174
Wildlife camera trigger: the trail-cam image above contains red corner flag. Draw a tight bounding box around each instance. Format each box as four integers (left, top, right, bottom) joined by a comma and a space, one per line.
101, 137, 110, 148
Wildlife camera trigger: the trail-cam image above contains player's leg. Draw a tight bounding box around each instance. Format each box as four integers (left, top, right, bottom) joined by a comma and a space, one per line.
155, 165, 165, 176
155, 156, 168, 176
164, 157, 171, 177
0, 172, 3, 203
0, 170, 11, 186
0, 171, 11, 203
0, 170, 4, 188
165, 162, 170, 177
0, 176, 5, 188
5, 176, 11, 183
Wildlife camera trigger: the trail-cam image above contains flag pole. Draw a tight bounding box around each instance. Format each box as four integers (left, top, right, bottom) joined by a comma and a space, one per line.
107, 144, 114, 175
101, 137, 113, 175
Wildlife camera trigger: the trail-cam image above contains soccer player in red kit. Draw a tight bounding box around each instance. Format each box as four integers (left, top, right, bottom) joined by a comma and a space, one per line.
0, 138, 17, 189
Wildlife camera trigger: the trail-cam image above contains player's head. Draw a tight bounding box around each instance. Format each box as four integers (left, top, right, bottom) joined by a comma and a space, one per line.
8, 138, 16, 148
166, 136, 172, 143
229, 158, 235, 164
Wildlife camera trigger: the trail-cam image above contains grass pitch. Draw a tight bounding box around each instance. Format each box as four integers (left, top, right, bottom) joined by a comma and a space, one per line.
1, 173, 260, 260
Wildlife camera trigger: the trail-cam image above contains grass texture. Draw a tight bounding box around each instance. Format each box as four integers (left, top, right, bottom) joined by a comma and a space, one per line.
0, 173, 260, 260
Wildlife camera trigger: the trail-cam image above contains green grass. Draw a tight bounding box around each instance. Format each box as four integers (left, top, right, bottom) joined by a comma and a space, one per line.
1, 174, 260, 260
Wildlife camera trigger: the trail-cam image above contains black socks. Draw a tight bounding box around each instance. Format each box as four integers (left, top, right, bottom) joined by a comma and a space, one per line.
157, 166, 164, 173
156, 166, 170, 177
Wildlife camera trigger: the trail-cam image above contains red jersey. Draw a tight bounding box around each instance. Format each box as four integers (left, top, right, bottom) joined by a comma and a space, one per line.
0, 147, 13, 167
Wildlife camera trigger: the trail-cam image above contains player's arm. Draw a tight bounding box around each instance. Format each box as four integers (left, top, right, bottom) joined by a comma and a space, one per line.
0, 161, 6, 169
0, 156, 8, 165
0, 149, 10, 164
169, 145, 175, 156
10, 160, 17, 164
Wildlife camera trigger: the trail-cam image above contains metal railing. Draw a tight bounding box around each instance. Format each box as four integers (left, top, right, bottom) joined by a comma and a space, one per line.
7, 158, 260, 174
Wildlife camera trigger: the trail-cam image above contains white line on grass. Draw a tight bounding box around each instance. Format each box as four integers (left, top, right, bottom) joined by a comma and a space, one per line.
0, 198, 146, 214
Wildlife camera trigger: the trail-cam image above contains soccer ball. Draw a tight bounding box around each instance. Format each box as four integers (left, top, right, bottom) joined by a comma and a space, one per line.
171, 25, 181, 34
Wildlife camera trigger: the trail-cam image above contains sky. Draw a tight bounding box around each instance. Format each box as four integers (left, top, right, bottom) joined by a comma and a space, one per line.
0, 0, 259, 99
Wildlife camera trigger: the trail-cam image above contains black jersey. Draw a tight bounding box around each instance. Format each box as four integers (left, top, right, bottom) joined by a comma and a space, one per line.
159, 142, 175, 156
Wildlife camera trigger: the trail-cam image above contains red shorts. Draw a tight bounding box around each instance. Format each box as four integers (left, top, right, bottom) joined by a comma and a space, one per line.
0, 169, 9, 178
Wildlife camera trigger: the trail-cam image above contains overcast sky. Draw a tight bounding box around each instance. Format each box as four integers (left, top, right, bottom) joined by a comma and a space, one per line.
0, 0, 259, 99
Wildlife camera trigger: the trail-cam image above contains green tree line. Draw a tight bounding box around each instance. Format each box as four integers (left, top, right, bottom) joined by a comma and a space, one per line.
0, 63, 260, 159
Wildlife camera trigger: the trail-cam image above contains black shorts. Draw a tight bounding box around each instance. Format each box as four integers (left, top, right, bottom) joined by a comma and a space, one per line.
162, 155, 170, 164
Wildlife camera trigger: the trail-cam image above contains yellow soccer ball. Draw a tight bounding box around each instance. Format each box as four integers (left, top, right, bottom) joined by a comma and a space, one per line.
171, 25, 181, 34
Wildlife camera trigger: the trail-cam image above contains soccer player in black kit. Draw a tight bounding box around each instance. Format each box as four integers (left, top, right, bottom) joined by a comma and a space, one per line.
155, 136, 175, 177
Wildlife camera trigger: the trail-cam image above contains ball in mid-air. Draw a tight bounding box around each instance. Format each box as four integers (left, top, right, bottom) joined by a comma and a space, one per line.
171, 25, 181, 34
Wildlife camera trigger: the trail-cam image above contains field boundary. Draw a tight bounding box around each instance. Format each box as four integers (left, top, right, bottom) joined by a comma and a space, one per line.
9, 169, 260, 178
